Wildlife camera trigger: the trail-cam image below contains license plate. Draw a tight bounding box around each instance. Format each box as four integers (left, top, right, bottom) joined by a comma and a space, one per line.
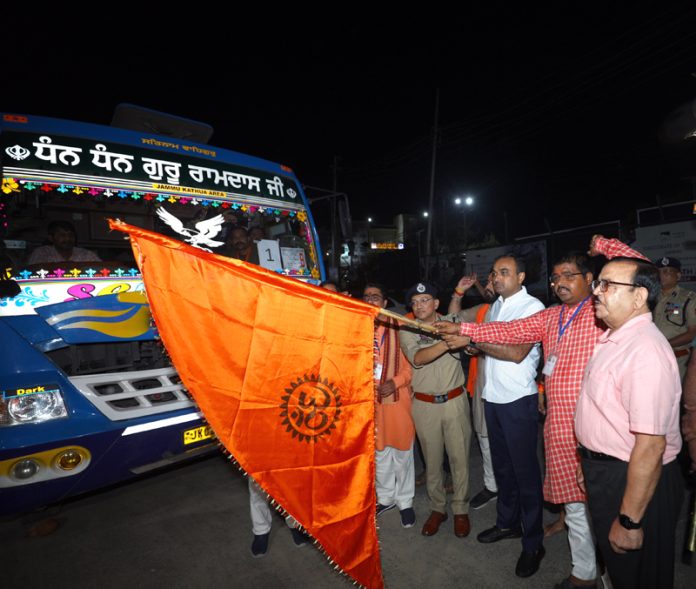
183, 425, 215, 445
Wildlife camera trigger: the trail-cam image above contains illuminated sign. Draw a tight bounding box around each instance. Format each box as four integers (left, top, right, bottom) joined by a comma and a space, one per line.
2, 131, 301, 204
370, 242, 405, 250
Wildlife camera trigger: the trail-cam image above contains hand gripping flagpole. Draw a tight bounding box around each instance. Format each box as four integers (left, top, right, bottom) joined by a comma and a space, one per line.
376, 308, 439, 334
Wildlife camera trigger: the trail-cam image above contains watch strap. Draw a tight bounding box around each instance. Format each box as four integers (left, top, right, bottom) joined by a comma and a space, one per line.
618, 513, 642, 529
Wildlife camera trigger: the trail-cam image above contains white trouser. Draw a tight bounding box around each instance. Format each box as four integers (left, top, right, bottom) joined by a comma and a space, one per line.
249, 478, 273, 535
565, 501, 597, 581
375, 444, 415, 510
477, 433, 497, 493
248, 478, 297, 535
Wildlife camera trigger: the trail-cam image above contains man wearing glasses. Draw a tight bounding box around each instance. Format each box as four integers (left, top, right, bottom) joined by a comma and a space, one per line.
575, 258, 683, 589
435, 236, 644, 588
398, 282, 473, 538
362, 283, 416, 529
652, 257, 696, 379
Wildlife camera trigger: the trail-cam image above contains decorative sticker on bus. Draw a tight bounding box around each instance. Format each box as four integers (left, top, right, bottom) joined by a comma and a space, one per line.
2, 384, 60, 399
0, 277, 145, 316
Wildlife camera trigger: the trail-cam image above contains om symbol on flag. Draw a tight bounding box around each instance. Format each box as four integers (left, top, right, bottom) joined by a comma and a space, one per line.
280, 374, 342, 442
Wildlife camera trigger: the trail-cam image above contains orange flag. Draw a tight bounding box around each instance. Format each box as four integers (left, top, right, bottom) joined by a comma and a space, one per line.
110, 220, 383, 589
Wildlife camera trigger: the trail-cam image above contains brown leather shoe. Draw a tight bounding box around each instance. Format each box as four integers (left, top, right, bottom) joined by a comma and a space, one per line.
421, 511, 448, 536
454, 514, 470, 537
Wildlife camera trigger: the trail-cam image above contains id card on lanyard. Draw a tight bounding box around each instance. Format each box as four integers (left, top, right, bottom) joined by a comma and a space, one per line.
542, 296, 590, 376
374, 329, 386, 381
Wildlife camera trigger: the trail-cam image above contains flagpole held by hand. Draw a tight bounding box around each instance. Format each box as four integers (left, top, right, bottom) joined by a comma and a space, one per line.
377, 308, 439, 334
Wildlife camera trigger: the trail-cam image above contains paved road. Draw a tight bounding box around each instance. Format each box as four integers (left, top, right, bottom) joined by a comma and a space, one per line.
3, 446, 695, 588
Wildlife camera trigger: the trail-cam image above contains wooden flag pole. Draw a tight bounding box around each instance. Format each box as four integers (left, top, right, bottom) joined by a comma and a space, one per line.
376, 308, 440, 334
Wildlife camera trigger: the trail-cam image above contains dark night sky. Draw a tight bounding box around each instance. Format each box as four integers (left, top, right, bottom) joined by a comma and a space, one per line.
5, 6, 696, 240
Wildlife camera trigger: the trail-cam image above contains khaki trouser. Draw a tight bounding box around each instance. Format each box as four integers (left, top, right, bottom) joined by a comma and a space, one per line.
412, 393, 472, 514
676, 349, 690, 381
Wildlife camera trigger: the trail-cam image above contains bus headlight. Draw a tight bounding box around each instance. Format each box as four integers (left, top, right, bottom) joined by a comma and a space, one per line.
3, 391, 67, 425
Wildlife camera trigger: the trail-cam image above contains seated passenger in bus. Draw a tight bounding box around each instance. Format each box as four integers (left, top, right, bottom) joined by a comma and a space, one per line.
249, 225, 266, 244
224, 226, 259, 265
27, 221, 101, 266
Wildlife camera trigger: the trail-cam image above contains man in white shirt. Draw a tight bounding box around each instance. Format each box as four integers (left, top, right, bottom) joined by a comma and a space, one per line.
27, 220, 100, 265
471, 255, 546, 578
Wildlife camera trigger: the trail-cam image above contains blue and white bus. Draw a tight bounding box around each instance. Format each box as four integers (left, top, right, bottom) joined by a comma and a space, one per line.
0, 108, 325, 515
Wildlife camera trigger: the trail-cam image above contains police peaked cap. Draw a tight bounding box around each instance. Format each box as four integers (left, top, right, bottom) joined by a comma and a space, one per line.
656, 257, 681, 271
405, 282, 438, 303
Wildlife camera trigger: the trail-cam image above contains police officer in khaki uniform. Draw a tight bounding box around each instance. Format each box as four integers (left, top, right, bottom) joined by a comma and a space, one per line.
653, 256, 696, 379
399, 282, 472, 539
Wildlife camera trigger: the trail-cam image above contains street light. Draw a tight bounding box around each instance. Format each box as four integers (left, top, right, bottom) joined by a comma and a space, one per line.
454, 195, 475, 247
367, 217, 373, 223
422, 211, 429, 218
454, 195, 474, 207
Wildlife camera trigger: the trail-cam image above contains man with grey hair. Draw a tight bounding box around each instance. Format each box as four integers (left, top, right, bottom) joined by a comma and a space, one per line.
576, 257, 683, 589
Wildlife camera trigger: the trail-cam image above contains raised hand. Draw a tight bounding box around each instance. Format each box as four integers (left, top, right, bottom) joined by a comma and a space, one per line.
587, 234, 605, 257
455, 274, 477, 293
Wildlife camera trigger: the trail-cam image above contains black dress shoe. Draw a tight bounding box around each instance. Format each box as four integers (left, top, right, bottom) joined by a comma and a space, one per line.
476, 525, 523, 543
515, 546, 545, 578
470, 488, 498, 510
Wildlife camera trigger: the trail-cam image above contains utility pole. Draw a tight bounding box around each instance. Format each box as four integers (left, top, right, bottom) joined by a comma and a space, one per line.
424, 89, 440, 280
329, 156, 341, 282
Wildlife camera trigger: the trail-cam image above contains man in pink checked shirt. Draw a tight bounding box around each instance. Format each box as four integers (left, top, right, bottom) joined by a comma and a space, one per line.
435, 235, 645, 589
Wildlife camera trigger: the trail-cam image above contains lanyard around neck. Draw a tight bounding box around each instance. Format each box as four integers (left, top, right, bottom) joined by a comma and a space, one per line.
558, 295, 591, 342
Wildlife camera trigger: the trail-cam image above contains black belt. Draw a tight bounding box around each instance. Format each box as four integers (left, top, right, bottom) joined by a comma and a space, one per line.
577, 445, 619, 462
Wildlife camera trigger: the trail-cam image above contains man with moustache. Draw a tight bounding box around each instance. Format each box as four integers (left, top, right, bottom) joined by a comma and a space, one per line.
435, 236, 645, 589
225, 226, 258, 263
453, 255, 545, 578
652, 256, 696, 379
363, 283, 416, 527
576, 258, 683, 589
398, 282, 472, 538
28, 220, 100, 265
449, 275, 526, 510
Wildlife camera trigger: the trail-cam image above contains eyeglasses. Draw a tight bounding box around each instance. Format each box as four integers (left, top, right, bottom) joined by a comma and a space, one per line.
363, 294, 384, 302
411, 297, 434, 307
591, 279, 639, 293
549, 272, 583, 285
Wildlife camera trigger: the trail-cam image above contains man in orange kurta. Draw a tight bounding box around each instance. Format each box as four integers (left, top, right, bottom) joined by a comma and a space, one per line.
364, 283, 416, 528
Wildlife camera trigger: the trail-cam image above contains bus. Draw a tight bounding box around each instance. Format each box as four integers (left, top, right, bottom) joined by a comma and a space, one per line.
0, 108, 325, 515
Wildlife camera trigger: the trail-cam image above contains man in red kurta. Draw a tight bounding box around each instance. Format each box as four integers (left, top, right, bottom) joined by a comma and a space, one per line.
436, 236, 646, 589
364, 283, 416, 528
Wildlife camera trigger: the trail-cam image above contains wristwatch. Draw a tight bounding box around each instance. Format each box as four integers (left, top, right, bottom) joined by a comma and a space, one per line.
618, 513, 642, 530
